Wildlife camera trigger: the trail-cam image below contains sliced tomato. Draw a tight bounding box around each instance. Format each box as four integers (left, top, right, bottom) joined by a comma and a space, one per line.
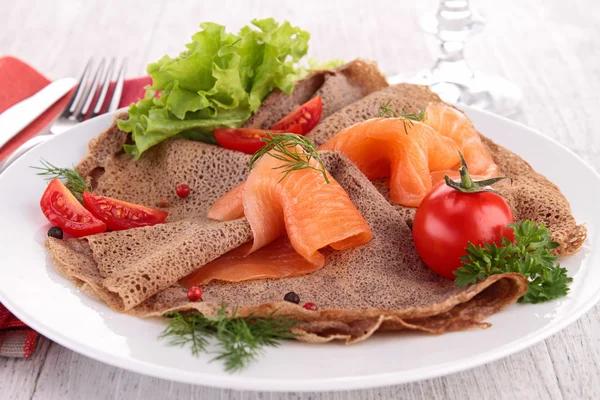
83, 191, 168, 231
40, 179, 106, 237
214, 128, 286, 155
271, 96, 323, 134
214, 96, 323, 154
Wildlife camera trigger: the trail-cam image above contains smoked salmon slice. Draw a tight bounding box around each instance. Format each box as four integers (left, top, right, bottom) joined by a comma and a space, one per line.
424, 103, 499, 183
180, 235, 319, 285
319, 118, 461, 207
208, 182, 245, 221
208, 143, 372, 269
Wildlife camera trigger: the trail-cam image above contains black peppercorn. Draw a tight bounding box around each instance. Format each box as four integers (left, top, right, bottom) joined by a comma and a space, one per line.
47, 226, 63, 239
283, 291, 300, 304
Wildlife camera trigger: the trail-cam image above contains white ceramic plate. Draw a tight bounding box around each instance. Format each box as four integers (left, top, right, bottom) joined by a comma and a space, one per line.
0, 108, 598, 392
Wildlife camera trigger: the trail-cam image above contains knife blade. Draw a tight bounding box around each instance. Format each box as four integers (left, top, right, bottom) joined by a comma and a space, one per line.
0, 77, 77, 150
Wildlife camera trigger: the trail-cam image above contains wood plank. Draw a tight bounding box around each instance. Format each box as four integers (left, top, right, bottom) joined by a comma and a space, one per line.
33, 343, 121, 400
0, 0, 166, 79
26, 339, 564, 400
384, 344, 563, 400
0, 338, 51, 400
545, 306, 600, 400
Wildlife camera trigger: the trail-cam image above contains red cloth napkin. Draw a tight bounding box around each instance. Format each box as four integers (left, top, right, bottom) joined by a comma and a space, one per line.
0, 56, 151, 357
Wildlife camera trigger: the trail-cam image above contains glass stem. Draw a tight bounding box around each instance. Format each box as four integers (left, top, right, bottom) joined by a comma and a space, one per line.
408, 0, 523, 116
425, 0, 484, 83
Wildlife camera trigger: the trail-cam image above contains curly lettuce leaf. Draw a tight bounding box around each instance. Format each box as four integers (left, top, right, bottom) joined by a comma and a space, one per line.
291, 57, 346, 81
118, 19, 310, 159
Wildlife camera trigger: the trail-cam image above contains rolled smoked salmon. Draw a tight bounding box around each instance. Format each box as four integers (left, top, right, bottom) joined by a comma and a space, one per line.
208, 182, 245, 221
319, 118, 461, 207
208, 144, 372, 275
180, 235, 319, 285
424, 103, 499, 183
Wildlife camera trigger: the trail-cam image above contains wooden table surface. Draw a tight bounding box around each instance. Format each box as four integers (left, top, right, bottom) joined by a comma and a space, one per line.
2, 0, 599, 398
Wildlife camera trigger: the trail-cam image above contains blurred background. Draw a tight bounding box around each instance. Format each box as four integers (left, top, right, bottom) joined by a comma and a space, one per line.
3, 0, 598, 135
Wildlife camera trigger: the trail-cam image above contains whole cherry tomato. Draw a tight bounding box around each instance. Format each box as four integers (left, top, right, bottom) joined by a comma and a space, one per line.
412, 156, 514, 279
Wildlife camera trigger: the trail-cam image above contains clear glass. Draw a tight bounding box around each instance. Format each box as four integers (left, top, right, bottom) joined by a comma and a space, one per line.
390, 0, 523, 117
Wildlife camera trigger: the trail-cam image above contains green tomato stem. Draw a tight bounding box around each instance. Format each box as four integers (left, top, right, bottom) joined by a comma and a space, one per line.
444, 152, 510, 194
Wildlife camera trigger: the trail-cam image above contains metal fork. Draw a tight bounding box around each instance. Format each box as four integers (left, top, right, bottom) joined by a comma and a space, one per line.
0, 58, 127, 173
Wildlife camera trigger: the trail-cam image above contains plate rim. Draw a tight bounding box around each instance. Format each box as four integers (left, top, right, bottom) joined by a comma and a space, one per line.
1, 106, 599, 392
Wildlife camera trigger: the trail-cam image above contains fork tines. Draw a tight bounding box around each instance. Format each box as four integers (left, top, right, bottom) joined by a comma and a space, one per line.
61, 58, 127, 122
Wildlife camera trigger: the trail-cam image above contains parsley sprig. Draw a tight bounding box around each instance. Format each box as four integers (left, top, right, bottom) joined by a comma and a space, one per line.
32, 160, 90, 202
454, 220, 572, 303
160, 304, 299, 372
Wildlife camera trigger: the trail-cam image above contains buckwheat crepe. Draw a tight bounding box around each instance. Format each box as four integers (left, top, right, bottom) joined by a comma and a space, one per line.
45, 60, 585, 343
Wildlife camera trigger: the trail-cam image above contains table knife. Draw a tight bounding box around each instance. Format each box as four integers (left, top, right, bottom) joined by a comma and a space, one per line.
0, 77, 76, 150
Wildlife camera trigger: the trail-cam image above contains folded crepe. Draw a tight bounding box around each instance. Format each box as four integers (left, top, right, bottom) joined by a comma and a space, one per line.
45, 60, 585, 344
306, 83, 587, 255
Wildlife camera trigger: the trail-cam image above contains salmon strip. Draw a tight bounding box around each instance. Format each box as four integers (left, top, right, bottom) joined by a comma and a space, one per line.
424, 103, 499, 184
319, 118, 461, 207
180, 236, 319, 285
207, 182, 245, 221
209, 144, 372, 268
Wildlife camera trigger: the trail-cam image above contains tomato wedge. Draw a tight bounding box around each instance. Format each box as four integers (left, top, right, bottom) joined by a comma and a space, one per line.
40, 179, 106, 237
214, 128, 286, 155
83, 191, 168, 231
214, 96, 323, 154
271, 96, 322, 134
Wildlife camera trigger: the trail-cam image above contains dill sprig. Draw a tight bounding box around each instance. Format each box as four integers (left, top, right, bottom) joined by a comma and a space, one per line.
454, 220, 572, 303
160, 303, 299, 372
32, 159, 90, 202
249, 133, 330, 184
375, 100, 427, 134
375, 100, 400, 118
